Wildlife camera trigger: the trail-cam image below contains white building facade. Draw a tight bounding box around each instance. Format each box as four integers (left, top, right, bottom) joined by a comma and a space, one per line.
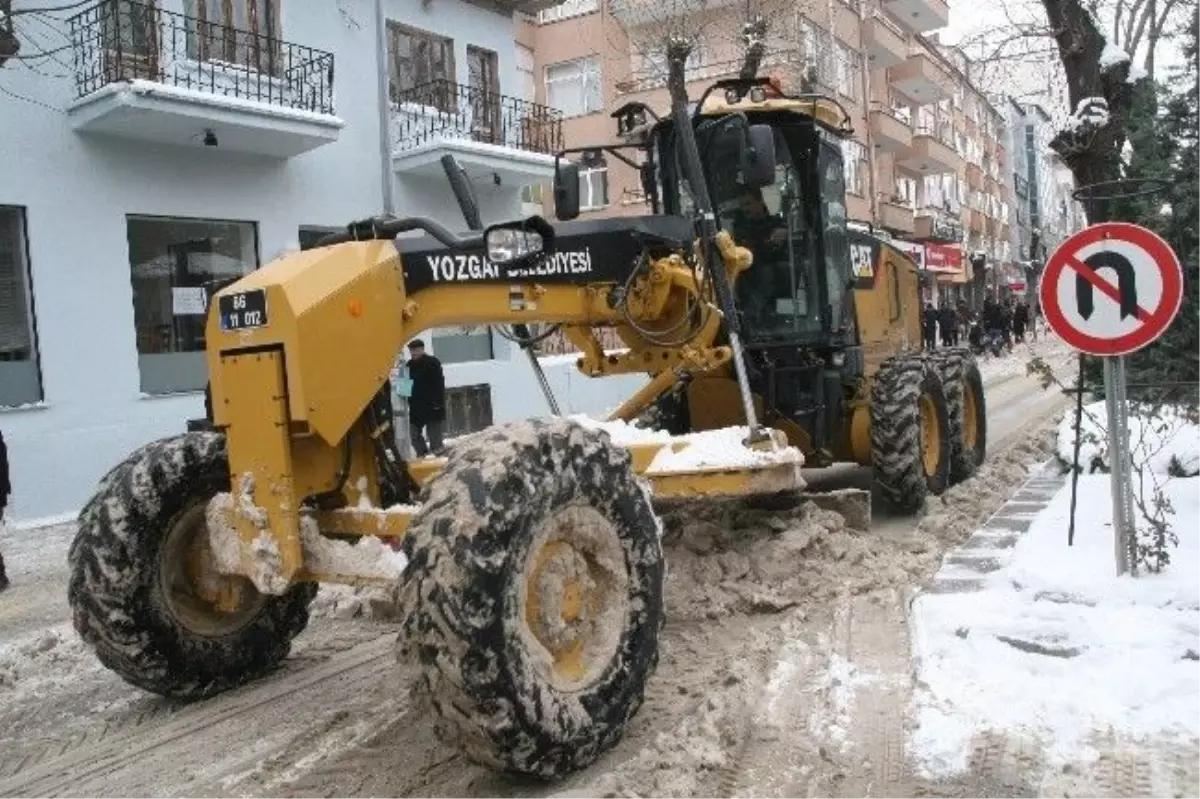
0, 0, 642, 523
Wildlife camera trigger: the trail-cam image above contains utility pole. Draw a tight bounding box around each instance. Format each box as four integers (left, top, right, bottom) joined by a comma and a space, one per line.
375, 0, 396, 215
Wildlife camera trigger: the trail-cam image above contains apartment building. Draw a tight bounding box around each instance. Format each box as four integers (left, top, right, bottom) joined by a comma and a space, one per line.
520, 0, 1020, 309
1004, 99, 1086, 302
0, 0, 644, 523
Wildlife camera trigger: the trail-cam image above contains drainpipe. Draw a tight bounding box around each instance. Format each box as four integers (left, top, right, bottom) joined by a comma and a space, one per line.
375, 0, 396, 215
857, 1, 879, 226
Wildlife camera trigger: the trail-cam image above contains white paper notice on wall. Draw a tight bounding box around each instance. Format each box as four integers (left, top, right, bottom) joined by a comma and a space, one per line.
172, 286, 208, 316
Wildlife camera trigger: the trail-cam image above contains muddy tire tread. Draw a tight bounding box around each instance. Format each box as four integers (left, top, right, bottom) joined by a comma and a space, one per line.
67, 432, 317, 700
397, 417, 665, 779
870, 357, 951, 513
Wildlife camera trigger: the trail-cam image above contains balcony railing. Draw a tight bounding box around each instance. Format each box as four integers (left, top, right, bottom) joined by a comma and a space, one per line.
616, 49, 804, 95
392, 80, 563, 156
68, 0, 334, 114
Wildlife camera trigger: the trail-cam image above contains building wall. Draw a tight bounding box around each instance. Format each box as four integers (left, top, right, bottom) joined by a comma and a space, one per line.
0, 0, 633, 523
525, 0, 1013, 309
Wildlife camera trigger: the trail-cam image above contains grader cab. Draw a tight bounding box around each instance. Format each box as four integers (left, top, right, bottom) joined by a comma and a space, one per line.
67, 75, 986, 780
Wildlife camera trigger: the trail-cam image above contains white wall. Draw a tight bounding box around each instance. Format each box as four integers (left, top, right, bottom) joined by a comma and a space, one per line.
0, 0, 573, 523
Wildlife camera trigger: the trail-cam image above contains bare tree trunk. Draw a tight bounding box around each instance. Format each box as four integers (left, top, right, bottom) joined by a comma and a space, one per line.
1042, 0, 1137, 223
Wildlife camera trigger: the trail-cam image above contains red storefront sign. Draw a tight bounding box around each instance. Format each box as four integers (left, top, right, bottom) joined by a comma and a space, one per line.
924, 242, 964, 273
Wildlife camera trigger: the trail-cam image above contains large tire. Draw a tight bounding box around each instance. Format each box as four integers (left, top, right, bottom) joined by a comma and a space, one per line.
870, 357, 951, 513
68, 432, 318, 699
932, 348, 988, 484
397, 418, 665, 779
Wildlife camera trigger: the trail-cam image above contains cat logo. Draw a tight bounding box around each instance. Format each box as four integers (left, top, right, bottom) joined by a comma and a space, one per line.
850, 242, 875, 278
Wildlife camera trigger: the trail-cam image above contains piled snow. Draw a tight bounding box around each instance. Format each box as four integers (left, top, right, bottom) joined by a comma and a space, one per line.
1063, 96, 1110, 132
1099, 40, 1131, 68
1056, 401, 1200, 476
570, 415, 803, 473
299, 518, 409, 580
909, 472, 1200, 777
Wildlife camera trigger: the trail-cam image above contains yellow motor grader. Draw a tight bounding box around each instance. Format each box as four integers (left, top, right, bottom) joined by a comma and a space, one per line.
67, 75, 986, 779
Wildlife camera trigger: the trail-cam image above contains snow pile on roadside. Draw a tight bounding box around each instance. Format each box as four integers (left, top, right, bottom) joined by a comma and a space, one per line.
0, 622, 102, 695
1056, 401, 1199, 476
570, 415, 803, 473
909, 474, 1200, 777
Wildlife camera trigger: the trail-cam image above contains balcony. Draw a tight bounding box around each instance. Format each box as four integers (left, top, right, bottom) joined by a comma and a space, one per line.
888, 52, 953, 104
879, 200, 915, 235
896, 131, 962, 175
392, 80, 563, 185
864, 13, 907, 70
870, 105, 912, 151
883, 0, 950, 34
66, 0, 341, 158
915, 212, 963, 243
966, 162, 983, 189
609, 0, 739, 26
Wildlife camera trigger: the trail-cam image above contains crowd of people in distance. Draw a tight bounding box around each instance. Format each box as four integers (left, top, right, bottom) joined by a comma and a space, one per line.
921, 292, 1037, 357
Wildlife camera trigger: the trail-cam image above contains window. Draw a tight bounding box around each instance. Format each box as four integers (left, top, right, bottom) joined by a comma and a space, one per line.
889, 91, 912, 124
546, 56, 602, 116
842, 140, 866, 195
633, 36, 708, 83
127, 215, 258, 395
0, 206, 42, 407
431, 327, 493, 364
183, 0, 281, 73
580, 161, 609, 209
537, 0, 599, 23
835, 42, 860, 101
895, 176, 916, 206
516, 43, 536, 103
387, 23, 456, 108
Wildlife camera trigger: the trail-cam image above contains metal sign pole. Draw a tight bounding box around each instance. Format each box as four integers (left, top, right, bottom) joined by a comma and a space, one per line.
1102, 355, 1135, 576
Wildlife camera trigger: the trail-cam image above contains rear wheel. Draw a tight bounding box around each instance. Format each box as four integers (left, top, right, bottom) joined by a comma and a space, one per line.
68, 432, 317, 699
870, 357, 951, 513
933, 348, 988, 484
397, 418, 665, 779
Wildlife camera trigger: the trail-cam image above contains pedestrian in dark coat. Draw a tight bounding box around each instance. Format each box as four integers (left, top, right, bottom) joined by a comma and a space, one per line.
922, 303, 940, 350
1, 428, 10, 591
939, 304, 958, 346
406, 339, 447, 458
1013, 302, 1029, 343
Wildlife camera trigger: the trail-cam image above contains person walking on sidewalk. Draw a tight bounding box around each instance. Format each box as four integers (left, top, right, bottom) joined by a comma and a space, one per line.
1, 427, 10, 592
406, 339, 447, 458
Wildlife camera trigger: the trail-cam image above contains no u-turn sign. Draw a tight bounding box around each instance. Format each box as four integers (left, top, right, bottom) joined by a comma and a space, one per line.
1040, 222, 1184, 356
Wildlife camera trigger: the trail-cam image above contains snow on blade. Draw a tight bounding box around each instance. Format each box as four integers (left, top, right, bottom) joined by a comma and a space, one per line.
569, 414, 803, 472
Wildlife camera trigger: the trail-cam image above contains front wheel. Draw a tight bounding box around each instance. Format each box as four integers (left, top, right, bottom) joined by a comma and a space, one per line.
870, 357, 951, 513
68, 432, 317, 699
397, 418, 665, 779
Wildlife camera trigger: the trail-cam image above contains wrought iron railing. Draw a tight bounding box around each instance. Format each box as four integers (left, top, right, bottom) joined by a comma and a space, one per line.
68, 0, 335, 114
391, 80, 563, 156
616, 48, 804, 95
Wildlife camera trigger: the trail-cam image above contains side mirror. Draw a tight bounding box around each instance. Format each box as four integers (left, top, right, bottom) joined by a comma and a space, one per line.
554, 162, 581, 221
484, 215, 555, 267
741, 124, 776, 189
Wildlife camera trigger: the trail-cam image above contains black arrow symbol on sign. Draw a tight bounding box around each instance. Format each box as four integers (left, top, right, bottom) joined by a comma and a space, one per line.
1076, 250, 1141, 321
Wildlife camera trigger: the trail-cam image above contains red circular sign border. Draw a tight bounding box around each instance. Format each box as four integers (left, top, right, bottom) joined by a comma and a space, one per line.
1039, 222, 1184, 357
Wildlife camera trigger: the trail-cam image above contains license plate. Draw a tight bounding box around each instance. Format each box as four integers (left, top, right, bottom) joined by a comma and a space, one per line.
218, 289, 268, 331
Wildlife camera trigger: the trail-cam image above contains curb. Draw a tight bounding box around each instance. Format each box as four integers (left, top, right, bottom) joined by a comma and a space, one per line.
922, 461, 1068, 596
